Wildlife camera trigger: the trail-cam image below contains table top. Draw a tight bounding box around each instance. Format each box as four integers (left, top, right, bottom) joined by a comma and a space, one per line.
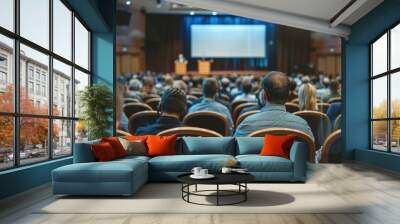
177, 172, 255, 185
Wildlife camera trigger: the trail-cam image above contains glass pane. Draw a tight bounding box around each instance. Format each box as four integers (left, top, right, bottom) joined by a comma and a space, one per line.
74, 69, 89, 118
0, 0, 14, 31
0, 35, 14, 112
391, 120, 400, 153
53, 0, 72, 60
53, 59, 72, 117
391, 72, 400, 118
20, 117, 49, 165
372, 121, 388, 151
74, 17, 89, 70
391, 24, 400, 70
20, 44, 49, 115
75, 120, 88, 143
372, 33, 387, 76
0, 116, 14, 170
20, 0, 49, 49
53, 119, 72, 157
372, 77, 387, 119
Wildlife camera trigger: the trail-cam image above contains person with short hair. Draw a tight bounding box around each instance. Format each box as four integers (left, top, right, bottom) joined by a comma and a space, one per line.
142, 76, 157, 95
233, 77, 257, 102
235, 71, 314, 139
188, 78, 233, 135
127, 78, 143, 101
135, 88, 187, 135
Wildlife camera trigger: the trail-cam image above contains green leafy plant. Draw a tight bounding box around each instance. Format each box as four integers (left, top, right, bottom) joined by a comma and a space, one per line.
79, 84, 113, 140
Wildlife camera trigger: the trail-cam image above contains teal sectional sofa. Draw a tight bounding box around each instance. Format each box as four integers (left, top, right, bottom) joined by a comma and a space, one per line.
52, 137, 308, 196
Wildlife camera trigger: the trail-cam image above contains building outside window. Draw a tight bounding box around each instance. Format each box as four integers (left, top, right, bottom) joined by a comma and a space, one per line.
370, 22, 400, 154
0, 0, 91, 170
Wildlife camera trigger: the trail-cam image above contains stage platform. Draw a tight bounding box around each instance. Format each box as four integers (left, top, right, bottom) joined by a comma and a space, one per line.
184, 70, 268, 77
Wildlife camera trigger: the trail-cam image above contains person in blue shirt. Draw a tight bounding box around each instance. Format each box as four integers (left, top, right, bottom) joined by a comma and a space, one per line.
235, 71, 314, 140
135, 88, 187, 135
188, 78, 234, 135
327, 102, 341, 127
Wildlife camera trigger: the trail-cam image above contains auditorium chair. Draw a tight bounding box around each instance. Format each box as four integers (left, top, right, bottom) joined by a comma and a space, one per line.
333, 114, 342, 131
248, 127, 316, 163
116, 129, 130, 137
157, 127, 223, 137
236, 110, 259, 127
123, 102, 153, 119
232, 102, 257, 123
230, 99, 249, 114
145, 98, 161, 110
294, 111, 332, 150
128, 111, 159, 134
317, 103, 330, 114
123, 98, 140, 104
328, 97, 341, 104
291, 98, 321, 104
142, 94, 160, 102
285, 102, 300, 113
183, 111, 229, 136
321, 130, 342, 163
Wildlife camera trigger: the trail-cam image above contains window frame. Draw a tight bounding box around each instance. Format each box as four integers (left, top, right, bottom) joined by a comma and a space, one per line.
370, 20, 400, 154
0, 0, 92, 171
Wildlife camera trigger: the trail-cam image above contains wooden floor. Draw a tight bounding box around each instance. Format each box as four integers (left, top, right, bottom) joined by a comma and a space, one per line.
1, 162, 400, 224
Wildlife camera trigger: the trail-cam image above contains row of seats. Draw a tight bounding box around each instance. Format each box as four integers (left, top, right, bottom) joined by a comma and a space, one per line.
123, 96, 341, 125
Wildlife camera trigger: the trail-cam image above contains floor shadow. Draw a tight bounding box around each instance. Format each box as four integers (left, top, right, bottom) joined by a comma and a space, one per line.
203, 190, 295, 207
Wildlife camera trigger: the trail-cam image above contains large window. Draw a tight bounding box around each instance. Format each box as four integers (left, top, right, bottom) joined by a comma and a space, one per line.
370, 23, 400, 153
0, 0, 91, 170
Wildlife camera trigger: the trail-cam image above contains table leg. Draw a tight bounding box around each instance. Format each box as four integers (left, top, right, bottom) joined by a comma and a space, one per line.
245, 183, 247, 201
195, 184, 198, 192
217, 184, 219, 206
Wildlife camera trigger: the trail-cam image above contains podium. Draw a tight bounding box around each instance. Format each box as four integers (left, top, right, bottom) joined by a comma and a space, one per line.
175, 62, 187, 75
198, 60, 211, 75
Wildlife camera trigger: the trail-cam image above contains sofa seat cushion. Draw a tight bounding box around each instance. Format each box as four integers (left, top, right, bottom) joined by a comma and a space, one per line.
236, 155, 293, 172
53, 158, 147, 183
149, 155, 235, 172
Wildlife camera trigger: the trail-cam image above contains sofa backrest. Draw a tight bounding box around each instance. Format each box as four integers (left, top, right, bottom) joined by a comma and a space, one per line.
73, 140, 100, 163
235, 137, 264, 155
178, 137, 236, 155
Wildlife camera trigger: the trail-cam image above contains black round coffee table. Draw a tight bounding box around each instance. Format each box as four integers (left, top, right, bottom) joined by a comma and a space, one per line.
177, 173, 255, 206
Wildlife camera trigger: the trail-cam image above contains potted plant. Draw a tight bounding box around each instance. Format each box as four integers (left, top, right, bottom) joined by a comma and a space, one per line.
79, 84, 113, 140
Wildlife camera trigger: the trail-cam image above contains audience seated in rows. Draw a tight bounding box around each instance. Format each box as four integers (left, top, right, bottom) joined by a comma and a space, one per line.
188, 78, 234, 134
234, 71, 314, 139
233, 77, 257, 102
135, 88, 186, 135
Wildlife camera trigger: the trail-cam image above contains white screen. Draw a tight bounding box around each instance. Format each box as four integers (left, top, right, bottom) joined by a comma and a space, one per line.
191, 25, 266, 58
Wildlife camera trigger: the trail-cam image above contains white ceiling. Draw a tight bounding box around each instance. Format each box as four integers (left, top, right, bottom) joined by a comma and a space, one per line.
225, 0, 352, 22
119, 0, 384, 37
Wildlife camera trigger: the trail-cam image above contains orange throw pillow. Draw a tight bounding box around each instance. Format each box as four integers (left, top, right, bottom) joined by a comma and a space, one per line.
101, 137, 126, 158
146, 135, 177, 157
260, 134, 295, 159
91, 142, 117, 162
125, 135, 149, 142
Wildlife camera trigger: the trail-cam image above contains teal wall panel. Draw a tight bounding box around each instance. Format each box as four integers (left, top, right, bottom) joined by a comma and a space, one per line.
344, 0, 400, 170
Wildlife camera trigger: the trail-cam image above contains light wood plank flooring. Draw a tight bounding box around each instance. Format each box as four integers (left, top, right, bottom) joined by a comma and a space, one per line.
1, 162, 400, 224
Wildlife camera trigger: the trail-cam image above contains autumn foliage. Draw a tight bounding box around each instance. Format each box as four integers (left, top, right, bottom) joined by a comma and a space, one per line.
372, 99, 400, 141
0, 85, 59, 151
